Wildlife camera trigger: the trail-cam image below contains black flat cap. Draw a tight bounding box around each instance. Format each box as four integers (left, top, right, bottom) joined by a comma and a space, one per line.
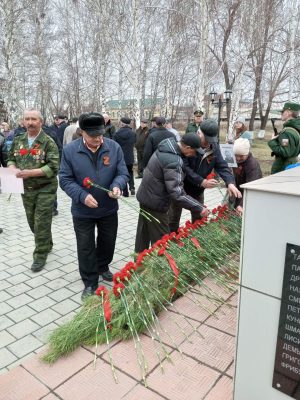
156, 117, 166, 126
79, 112, 105, 136
199, 119, 218, 143
121, 117, 131, 125
181, 133, 201, 149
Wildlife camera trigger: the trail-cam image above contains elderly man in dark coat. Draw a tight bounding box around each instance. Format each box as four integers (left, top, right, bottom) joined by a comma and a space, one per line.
114, 117, 136, 196
135, 133, 209, 253
169, 119, 241, 232
59, 113, 129, 299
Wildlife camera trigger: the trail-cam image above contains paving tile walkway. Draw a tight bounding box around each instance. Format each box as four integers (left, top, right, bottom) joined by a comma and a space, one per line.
0, 179, 237, 399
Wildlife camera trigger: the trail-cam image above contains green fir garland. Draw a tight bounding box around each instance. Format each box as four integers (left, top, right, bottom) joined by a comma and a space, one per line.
43, 205, 241, 370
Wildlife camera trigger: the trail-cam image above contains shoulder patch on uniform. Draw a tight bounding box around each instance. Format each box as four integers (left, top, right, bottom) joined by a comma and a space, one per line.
281, 138, 289, 147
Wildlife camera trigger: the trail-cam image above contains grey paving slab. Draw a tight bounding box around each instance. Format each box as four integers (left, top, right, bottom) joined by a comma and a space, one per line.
0, 331, 16, 348
29, 296, 57, 312
0, 348, 17, 369
0, 303, 13, 316
7, 319, 41, 339
31, 309, 61, 327
0, 290, 12, 303
7, 335, 43, 358
51, 299, 80, 315
26, 285, 53, 300
48, 287, 75, 302
6, 305, 36, 323
6, 273, 30, 285
0, 315, 14, 330
6, 293, 33, 308
32, 322, 58, 343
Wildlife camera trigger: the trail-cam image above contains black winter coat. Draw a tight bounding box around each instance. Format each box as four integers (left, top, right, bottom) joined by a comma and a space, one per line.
233, 153, 262, 207
135, 126, 149, 151
114, 126, 136, 165
137, 138, 203, 213
104, 121, 116, 139
184, 144, 235, 197
0, 133, 7, 166
142, 127, 175, 168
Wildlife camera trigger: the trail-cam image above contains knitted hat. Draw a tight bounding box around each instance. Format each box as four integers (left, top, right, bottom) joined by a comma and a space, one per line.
233, 138, 250, 155
234, 116, 246, 125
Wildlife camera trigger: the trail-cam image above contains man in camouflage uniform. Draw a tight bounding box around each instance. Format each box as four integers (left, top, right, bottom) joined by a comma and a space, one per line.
8, 109, 59, 271
268, 102, 300, 174
185, 110, 204, 133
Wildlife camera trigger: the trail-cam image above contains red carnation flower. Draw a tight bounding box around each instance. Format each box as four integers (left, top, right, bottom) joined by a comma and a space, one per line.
113, 272, 123, 284
83, 177, 93, 188
19, 149, 29, 156
30, 149, 38, 155
158, 247, 166, 256
207, 172, 216, 180
95, 285, 107, 297
113, 283, 125, 297
124, 262, 136, 272
120, 269, 131, 281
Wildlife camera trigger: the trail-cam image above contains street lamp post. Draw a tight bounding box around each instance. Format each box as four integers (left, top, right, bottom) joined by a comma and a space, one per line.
209, 89, 232, 142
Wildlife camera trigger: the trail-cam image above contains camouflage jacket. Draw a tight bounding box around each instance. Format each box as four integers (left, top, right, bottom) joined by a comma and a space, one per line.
7, 130, 59, 193
268, 118, 300, 174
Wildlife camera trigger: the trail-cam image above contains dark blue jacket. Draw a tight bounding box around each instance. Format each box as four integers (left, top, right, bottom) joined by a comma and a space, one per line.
49, 122, 68, 145
184, 144, 235, 197
114, 126, 136, 165
59, 138, 129, 218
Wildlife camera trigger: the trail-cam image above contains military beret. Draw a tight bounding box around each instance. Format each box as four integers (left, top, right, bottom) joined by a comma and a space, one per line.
121, 117, 131, 125
281, 102, 300, 112
199, 119, 218, 143
194, 110, 204, 116
79, 112, 105, 136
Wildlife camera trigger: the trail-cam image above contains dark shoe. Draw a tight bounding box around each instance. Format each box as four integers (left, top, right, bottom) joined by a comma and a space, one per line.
81, 286, 96, 300
52, 209, 59, 217
130, 189, 135, 195
123, 192, 129, 197
31, 260, 46, 272
100, 270, 113, 282
0, 228, 3, 234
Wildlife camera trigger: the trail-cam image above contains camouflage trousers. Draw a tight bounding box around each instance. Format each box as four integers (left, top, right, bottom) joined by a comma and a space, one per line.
22, 191, 56, 262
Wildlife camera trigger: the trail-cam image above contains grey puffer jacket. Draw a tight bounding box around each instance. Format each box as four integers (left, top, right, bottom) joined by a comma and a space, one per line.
137, 138, 203, 213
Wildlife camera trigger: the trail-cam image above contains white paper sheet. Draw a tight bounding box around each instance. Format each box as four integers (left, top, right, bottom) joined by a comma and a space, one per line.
0, 167, 24, 194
